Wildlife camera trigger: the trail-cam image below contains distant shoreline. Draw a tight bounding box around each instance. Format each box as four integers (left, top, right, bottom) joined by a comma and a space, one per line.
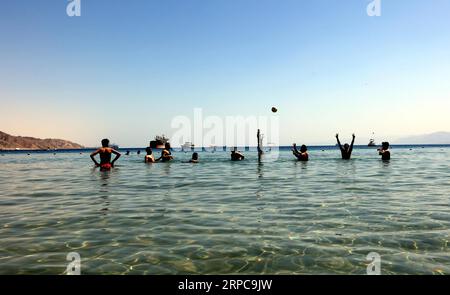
0, 131, 84, 150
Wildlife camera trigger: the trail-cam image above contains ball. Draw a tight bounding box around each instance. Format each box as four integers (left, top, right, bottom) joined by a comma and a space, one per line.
271, 107, 278, 113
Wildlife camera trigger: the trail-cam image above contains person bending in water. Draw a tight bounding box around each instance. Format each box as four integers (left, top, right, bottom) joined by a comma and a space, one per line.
156, 143, 174, 162
336, 133, 355, 160
231, 147, 245, 161
90, 138, 121, 170
378, 142, 391, 160
189, 152, 199, 163
144, 147, 155, 163
292, 143, 309, 161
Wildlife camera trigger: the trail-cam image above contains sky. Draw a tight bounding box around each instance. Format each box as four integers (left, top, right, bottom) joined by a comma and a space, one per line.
1, 0, 449, 147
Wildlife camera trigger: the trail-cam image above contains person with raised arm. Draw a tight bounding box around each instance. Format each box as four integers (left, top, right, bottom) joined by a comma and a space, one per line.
257, 129, 263, 161
336, 133, 355, 160
292, 143, 309, 161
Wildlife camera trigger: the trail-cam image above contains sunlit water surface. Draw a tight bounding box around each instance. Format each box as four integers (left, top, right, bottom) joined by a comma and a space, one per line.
0, 147, 449, 274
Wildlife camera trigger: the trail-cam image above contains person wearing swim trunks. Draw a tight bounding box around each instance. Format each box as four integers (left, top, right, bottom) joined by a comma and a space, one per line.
292, 143, 309, 161
90, 138, 121, 170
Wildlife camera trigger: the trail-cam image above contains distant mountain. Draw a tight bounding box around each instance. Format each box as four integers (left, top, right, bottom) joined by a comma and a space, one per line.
0, 131, 84, 150
394, 132, 450, 144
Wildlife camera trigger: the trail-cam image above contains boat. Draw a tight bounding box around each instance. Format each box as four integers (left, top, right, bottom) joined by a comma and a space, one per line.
368, 133, 376, 147
181, 142, 195, 152
150, 135, 169, 149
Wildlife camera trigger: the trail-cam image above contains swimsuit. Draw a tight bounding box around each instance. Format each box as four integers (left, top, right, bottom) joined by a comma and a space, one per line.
100, 163, 112, 170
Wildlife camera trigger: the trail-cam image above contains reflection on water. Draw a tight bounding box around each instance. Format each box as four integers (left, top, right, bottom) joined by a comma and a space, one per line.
99, 171, 110, 216
0, 147, 449, 274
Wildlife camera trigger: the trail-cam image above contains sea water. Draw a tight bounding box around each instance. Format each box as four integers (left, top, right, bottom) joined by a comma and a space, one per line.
0, 146, 449, 274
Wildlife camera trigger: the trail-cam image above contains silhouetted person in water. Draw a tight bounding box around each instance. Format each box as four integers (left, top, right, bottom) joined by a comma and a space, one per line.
156, 143, 173, 162
292, 143, 309, 161
231, 147, 245, 161
378, 142, 391, 161
336, 133, 355, 160
125, 150, 130, 156
257, 129, 263, 161
90, 138, 121, 171
189, 152, 199, 163
144, 147, 155, 163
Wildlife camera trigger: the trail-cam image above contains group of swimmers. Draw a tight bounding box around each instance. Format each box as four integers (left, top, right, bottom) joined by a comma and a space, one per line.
291, 134, 391, 162
90, 135, 391, 171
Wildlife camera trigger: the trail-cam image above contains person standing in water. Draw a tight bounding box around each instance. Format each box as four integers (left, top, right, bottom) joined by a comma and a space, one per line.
257, 129, 263, 161
336, 133, 355, 160
90, 138, 121, 171
378, 142, 391, 160
231, 147, 245, 161
189, 152, 199, 163
156, 143, 174, 162
292, 143, 309, 161
144, 147, 155, 163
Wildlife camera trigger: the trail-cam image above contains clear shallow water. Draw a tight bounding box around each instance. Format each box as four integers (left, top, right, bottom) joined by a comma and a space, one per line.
0, 147, 449, 275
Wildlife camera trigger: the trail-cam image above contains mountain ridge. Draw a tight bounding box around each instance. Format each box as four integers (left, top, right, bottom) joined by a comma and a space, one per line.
393, 131, 450, 144
0, 131, 84, 150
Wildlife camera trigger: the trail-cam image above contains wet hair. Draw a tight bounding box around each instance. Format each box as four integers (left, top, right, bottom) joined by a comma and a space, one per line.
145, 147, 153, 155
382, 142, 390, 150
165, 142, 171, 149
343, 143, 350, 150
101, 138, 109, 147
300, 145, 308, 153
192, 152, 198, 160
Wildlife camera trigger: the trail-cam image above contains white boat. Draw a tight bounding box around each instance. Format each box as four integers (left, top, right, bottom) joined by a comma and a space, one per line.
368, 132, 376, 147
181, 142, 195, 152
